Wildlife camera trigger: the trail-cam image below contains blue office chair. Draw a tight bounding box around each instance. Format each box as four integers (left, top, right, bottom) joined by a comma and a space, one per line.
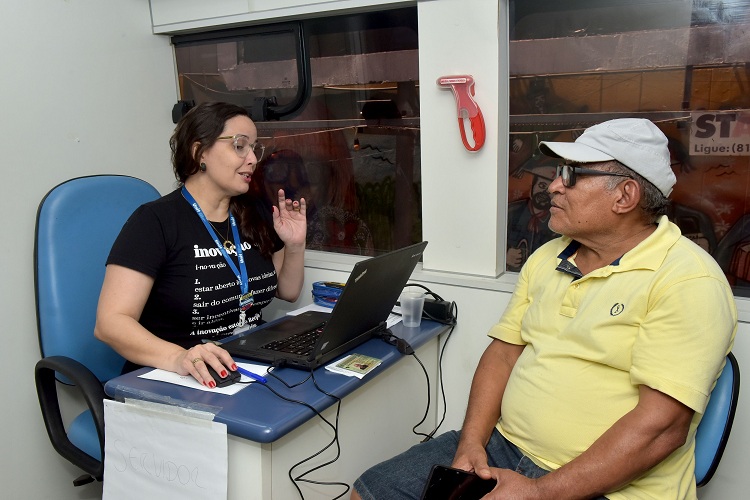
695, 352, 740, 487
34, 175, 160, 486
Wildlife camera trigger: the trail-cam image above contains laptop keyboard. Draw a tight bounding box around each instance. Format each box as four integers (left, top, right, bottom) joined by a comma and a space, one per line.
261, 324, 326, 356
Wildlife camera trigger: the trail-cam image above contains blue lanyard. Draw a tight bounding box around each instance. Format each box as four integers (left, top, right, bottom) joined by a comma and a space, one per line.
181, 187, 249, 297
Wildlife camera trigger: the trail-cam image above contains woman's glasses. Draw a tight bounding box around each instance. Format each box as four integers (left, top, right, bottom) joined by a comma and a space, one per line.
217, 135, 265, 162
555, 163, 631, 188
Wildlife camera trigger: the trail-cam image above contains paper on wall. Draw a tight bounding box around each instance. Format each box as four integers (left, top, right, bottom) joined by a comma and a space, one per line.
103, 399, 228, 500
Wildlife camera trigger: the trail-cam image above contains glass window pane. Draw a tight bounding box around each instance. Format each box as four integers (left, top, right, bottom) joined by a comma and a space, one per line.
173, 7, 421, 256
508, 0, 750, 297
175, 28, 301, 111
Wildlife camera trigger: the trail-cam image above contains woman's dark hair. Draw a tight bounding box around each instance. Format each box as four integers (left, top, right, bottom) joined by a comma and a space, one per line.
170, 101, 249, 182
170, 101, 278, 258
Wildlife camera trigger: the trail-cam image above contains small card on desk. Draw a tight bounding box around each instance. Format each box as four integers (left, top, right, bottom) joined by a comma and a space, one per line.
326, 353, 382, 379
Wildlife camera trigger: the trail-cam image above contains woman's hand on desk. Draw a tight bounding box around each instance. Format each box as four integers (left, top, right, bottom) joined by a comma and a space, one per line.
176, 343, 237, 389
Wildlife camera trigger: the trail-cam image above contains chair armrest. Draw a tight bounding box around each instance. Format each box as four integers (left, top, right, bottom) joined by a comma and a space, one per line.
34, 355, 108, 479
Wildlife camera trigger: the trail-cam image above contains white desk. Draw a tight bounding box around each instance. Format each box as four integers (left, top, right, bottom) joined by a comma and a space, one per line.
107, 322, 445, 499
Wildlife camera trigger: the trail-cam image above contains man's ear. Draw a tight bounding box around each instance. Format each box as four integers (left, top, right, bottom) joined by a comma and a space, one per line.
612, 179, 641, 214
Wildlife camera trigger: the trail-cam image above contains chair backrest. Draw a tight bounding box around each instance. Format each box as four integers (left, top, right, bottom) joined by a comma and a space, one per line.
35, 175, 160, 382
695, 351, 740, 487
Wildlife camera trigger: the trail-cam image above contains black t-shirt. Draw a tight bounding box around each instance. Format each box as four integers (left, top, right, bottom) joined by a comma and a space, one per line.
107, 189, 282, 350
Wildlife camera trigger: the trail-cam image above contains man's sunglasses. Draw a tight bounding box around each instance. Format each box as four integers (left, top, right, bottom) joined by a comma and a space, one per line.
555, 163, 631, 188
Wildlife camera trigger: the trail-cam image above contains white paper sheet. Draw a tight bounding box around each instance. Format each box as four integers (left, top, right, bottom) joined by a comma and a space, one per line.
138, 361, 270, 395
103, 399, 228, 500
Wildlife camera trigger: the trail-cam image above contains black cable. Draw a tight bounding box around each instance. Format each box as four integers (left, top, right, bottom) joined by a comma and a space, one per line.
408, 351, 433, 440
425, 301, 458, 441
402, 282, 445, 301
290, 371, 349, 499
375, 331, 434, 441
389, 284, 459, 441
258, 368, 349, 500
267, 365, 313, 388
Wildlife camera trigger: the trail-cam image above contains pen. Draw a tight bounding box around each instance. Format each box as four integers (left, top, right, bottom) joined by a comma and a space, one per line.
200, 340, 267, 383
236, 366, 268, 384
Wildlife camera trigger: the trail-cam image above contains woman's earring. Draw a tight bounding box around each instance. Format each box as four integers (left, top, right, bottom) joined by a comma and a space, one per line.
199, 162, 207, 172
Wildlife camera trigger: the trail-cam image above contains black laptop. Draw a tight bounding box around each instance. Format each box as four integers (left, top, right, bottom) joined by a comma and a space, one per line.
222, 241, 428, 370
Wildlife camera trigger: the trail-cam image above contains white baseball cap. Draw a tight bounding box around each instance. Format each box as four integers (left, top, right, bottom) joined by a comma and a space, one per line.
539, 118, 676, 197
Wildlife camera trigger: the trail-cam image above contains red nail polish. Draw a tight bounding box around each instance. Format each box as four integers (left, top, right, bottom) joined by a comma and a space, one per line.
209, 381, 216, 388
220, 370, 227, 378
231, 363, 237, 370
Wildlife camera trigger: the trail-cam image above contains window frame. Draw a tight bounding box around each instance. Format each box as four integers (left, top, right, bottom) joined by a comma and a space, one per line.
171, 21, 312, 122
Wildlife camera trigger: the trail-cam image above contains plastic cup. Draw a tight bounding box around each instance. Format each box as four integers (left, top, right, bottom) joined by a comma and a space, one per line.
400, 291, 426, 327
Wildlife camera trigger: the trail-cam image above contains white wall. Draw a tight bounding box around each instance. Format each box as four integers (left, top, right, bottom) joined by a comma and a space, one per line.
0, 1, 176, 498
419, 0, 507, 277
2, 0, 748, 499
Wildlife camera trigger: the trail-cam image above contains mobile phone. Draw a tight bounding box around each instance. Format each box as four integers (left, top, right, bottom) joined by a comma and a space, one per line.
420, 464, 496, 500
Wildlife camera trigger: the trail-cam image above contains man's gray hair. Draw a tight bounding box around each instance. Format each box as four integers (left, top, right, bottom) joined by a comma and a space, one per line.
603, 161, 670, 223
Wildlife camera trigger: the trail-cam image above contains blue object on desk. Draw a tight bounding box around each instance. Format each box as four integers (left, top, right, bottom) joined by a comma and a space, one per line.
105, 319, 448, 443
236, 366, 268, 384
312, 281, 345, 308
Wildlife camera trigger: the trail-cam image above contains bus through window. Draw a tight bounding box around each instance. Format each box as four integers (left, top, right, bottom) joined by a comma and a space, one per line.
173, 7, 420, 257
507, 0, 750, 296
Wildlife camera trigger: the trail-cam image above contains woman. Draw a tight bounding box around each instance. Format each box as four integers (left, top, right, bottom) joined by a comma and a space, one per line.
95, 101, 306, 388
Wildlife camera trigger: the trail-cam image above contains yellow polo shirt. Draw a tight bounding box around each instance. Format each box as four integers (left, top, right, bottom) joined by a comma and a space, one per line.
489, 216, 736, 499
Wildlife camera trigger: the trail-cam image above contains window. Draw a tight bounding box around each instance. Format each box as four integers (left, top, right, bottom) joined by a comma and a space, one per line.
507, 0, 750, 296
173, 7, 421, 257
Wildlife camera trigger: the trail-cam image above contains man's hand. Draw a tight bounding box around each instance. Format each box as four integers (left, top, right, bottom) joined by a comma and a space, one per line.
480, 469, 541, 500
453, 440, 492, 479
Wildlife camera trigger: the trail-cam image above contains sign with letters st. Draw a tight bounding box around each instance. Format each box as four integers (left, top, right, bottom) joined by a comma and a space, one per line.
690, 111, 750, 156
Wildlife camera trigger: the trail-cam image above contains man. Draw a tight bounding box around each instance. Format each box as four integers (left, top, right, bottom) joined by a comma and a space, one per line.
351, 118, 737, 500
